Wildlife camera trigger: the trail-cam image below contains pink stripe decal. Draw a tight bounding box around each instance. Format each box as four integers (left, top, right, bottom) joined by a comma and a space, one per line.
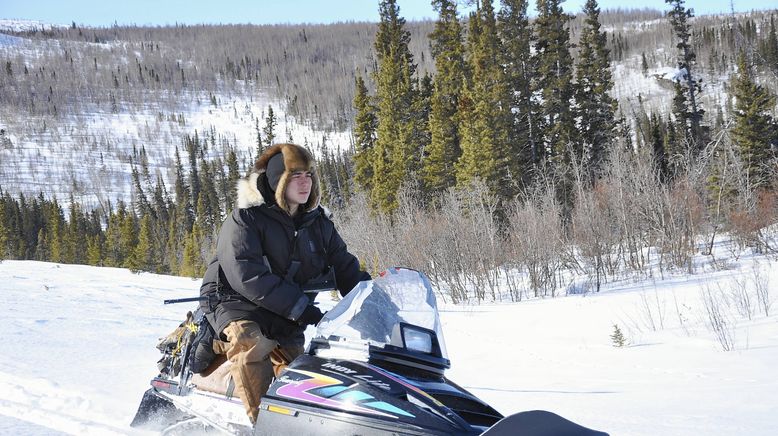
275, 368, 397, 418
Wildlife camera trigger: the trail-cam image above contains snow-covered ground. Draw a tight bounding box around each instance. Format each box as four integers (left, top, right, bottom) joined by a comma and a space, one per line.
0, 252, 776, 435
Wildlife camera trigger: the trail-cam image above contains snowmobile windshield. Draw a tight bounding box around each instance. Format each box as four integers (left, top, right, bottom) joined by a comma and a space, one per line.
315, 268, 448, 361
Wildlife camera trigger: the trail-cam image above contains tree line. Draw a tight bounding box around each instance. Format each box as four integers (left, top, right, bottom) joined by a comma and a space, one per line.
0, 117, 355, 276
1, 0, 777, 303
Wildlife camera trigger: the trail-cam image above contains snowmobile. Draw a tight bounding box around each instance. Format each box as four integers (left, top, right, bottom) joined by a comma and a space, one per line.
131, 267, 608, 435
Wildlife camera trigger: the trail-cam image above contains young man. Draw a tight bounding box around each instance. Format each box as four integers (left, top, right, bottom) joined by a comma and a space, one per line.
199, 143, 370, 423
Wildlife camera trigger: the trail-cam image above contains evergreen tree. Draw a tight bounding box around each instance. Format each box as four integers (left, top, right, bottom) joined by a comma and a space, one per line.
119, 209, 138, 269
263, 106, 277, 147
499, 0, 539, 188
611, 324, 627, 347
765, 15, 778, 75
456, 0, 513, 199
575, 0, 618, 181
180, 226, 205, 278
0, 194, 10, 259
35, 228, 49, 261
255, 117, 264, 157
352, 74, 377, 193
86, 234, 103, 266
534, 0, 576, 166
424, 0, 466, 195
371, 0, 418, 213
173, 147, 194, 233
649, 113, 669, 182
665, 0, 705, 152
224, 147, 240, 208
730, 52, 777, 188
47, 198, 65, 263
411, 73, 433, 189
130, 214, 155, 272
65, 194, 86, 264
185, 132, 201, 209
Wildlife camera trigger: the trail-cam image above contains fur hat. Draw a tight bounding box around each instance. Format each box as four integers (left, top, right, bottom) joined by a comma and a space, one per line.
252, 143, 320, 213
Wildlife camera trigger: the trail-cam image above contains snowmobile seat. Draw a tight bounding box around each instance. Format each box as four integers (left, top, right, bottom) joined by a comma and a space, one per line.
190, 355, 238, 398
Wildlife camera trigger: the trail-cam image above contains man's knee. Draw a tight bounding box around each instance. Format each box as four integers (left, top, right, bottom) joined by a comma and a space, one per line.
222, 320, 276, 359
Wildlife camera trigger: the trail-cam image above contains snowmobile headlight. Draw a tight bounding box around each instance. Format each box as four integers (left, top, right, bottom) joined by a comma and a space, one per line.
402, 325, 433, 354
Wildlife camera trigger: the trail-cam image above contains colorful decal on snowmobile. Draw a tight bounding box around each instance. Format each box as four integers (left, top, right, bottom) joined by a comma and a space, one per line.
362, 362, 445, 407
276, 368, 413, 418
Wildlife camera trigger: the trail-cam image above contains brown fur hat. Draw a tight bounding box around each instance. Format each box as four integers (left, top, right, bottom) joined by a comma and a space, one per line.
254, 143, 320, 213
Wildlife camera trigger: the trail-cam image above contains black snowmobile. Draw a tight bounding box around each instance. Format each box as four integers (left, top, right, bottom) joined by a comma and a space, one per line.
132, 267, 608, 436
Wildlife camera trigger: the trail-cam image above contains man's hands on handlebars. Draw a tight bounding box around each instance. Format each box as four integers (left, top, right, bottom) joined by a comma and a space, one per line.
297, 305, 324, 326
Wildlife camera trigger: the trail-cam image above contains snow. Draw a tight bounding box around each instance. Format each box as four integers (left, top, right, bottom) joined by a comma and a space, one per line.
0, 250, 776, 435
0, 19, 68, 33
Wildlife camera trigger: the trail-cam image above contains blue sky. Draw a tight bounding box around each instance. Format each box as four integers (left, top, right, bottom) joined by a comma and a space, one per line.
1, 0, 774, 27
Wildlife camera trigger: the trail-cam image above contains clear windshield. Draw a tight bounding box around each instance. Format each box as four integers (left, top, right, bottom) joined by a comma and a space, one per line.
315, 268, 448, 360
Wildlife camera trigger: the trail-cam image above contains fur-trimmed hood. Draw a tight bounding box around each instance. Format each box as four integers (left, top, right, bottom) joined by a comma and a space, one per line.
236, 143, 320, 214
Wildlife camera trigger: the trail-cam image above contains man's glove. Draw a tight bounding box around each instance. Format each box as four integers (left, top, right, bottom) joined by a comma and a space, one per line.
297, 305, 324, 326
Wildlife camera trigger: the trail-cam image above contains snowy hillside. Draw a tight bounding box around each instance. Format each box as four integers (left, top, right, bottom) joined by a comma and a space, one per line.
0, 252, 776, 435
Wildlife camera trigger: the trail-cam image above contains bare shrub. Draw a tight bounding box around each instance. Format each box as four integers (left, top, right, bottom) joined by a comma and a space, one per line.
700, 284, 736, 351
572, 182, 619, 292
606, 146, 670, 277
637, 285, 666, 332
507, 181, 564, 298
432, 180, 504, 303
728, 275, 754, 320
728, 190, 778, 254
334, 190, 394, 275
752, 262, 771, 316
661, 177, 705, 273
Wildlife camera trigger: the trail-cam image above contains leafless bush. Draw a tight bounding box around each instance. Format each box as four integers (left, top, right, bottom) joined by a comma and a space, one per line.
336, 182, 506, 304
728, 190, 778, 254
752, 262, 771, 316
507, 181, 564, 298
637, 286, 666, 332
605, 146, 671, 277
700, 284, 736, 351
642, 172, 706, 274
728, 275, 754, 321
572, 183, 619, 292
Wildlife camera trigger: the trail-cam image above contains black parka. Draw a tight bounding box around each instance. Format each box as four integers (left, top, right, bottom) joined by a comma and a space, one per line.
200, 145, 368, 342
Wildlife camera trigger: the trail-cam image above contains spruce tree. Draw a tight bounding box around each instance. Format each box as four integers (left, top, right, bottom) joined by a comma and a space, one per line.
47, 198, 65, 263
499, 0, 538, 188
765, 15, 778, 75
185, 132, 201, 209
65, 194, 86, 264
730, 52, 777, 188
424, 0, 466, 195
255, 117, 264, 156
119, 209, 139, 269
225, 147, 240, 203
86, 234, 103, 266
173, 147, 194, 234
575, 0, 618, 181
352, 74, 377, 193
0, 194, 10, 259
130, 214, 155, 273
263, 106, 277, 147
649, 113, 669, 182
665, 0, 705, 152
371, 0, 418, 213
456, 0, 513, 199
534, 0, 576, 166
